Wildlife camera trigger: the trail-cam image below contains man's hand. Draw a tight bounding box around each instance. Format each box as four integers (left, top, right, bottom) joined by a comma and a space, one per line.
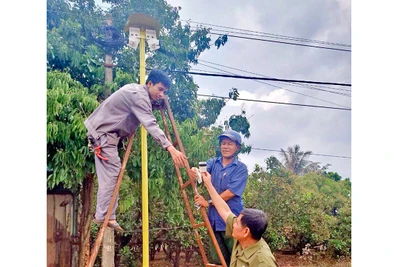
190, 167, 200, 182
194, 194, 209, 207
167, 146, 187, 168
201, 171, 212, 186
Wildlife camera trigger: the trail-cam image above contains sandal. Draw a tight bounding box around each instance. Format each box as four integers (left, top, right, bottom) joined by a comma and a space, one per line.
93, 218, 104, 225
92, 217, 124, 233
107, 221, 124, 234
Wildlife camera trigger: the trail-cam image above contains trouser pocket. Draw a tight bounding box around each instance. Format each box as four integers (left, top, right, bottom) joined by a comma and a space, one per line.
105, 133, 120, 146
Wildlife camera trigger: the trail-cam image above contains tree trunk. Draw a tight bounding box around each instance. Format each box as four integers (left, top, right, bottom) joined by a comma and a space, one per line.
78, 174, 94, 267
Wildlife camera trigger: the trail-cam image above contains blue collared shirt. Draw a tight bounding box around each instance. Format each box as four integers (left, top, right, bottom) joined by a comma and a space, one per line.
207, 156, 248, 231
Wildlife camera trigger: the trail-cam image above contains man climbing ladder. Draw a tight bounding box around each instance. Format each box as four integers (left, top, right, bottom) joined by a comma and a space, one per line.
84, 69, 187, 233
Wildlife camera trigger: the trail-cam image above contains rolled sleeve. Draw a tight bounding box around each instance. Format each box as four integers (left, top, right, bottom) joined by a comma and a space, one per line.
225, 213, 235, 238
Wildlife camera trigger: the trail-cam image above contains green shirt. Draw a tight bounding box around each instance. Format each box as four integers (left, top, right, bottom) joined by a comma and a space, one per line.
226, 213, 278, 267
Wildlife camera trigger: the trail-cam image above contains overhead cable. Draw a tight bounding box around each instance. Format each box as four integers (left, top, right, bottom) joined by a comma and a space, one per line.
196, 62, 350, 109
167, 70, 351, 86
251, 147, 351, 159
183, 19, 351, 47
199, 60, 351, 96
207, 32, 351, 52
197, 93, 351, 111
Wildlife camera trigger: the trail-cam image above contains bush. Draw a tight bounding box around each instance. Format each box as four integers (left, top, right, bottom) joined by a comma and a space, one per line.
243, 167, 351, 257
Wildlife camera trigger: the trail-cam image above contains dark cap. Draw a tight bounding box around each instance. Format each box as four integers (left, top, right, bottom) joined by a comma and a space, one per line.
218, 130, 242, 146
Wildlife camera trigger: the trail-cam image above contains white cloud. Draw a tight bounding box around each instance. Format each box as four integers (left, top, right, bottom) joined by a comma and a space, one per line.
166, 0, 351, 179
232, 5, 264, 32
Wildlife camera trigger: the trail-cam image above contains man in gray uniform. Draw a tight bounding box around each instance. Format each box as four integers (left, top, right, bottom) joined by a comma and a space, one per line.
84, 69, 187, 233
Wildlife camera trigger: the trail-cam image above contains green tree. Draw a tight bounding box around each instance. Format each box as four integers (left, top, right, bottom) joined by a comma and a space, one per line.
278, 144, 330, 175
324, 171, 342, 181
47, 1, 238, 265
265, 156, 284, 175
243, 168, 351, 257
47, 70, 99, 265
47, 0, 233, 199
280, 144, 312, 175
47, 71, 98, 190
47, 0, 229, 123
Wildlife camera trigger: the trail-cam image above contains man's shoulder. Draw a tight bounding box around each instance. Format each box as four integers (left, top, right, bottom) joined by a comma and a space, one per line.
254, 241, 278, 266
119, 83, 150, 102
207, 157, 219, 165
235, 158, 248, 171
225, 213, 236, 237
120, 83, 146, 93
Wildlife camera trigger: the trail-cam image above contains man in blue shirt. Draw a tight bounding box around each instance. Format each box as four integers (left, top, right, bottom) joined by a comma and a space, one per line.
193, 130, 248, 265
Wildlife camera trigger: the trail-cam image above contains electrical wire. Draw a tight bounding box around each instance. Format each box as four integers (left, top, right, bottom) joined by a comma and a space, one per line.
199, 60, 351, 96
167, 70, 351, 86
183, 20, 351, 47
207, 31, 351, 52
196, 62, 351, 108
197, 93, 351, 111
251, 147, 351, 159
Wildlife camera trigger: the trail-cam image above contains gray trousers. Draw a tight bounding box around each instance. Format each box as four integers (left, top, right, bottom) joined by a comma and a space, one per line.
90, 133, 121, 221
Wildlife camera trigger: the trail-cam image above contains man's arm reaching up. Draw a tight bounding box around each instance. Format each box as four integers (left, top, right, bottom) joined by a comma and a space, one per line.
195, 171, 232, 222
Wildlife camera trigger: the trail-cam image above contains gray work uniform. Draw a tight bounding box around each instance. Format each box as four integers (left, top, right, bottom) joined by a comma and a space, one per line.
84, 83, 172, 220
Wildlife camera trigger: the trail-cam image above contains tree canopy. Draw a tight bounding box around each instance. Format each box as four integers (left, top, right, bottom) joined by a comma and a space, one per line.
266, 144, 330, 176
46, 0, 251, 191
46, 1, 350, 264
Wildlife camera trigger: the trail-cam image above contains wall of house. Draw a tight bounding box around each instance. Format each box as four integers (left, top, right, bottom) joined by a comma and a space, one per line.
47, 194, 74, 267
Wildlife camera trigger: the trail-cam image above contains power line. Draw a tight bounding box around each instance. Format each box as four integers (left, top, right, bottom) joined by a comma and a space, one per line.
199, 60, 351, 96
207, 31, 351, 52
184, 20, 351, 47
197, 62, 350, 109
251, 147, 351, 159
167, 70, 351, 87
47, 9, 350, 51
197, 93, 351, 111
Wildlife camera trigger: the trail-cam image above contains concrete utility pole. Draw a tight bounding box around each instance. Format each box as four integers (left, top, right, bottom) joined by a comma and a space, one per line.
103, 14, 113, 99
102, 13, 115, 267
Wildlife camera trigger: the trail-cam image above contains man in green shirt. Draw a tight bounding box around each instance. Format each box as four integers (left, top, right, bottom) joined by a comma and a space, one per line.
195, 171, 278, 267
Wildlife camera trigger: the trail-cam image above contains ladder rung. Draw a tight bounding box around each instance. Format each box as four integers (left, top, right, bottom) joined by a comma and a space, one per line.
160, 101, 228, 267
193, 222, 206, 229
182, 179, 191, 189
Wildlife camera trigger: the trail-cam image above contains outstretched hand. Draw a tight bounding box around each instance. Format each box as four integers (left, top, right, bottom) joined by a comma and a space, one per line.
167, 146, 187, 168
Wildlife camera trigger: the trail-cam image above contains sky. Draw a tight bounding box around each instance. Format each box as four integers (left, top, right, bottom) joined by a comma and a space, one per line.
166, 0, 352, 178
2, 1, 400, 266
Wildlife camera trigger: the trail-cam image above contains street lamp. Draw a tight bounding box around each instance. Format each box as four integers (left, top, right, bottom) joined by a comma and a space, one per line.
124, 13, 161, 267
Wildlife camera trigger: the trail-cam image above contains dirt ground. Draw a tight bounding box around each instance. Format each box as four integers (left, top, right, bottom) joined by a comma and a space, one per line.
274, 252, 351, 267
143, 250, 351, 267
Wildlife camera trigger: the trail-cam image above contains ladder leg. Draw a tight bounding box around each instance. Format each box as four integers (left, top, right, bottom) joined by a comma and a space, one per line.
160, 99, 227, 267
159, 107, 208, 264
87, 133, 135, 267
